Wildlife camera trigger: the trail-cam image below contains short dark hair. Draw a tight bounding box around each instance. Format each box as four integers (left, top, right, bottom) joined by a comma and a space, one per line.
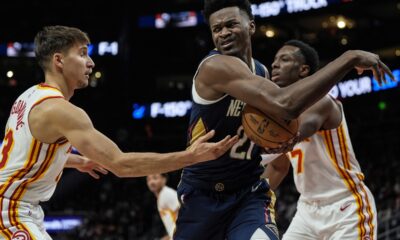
284, 40, 319, 75
34, 25, 90, 71
161, 173, 168, 179
203, 0, 254, 25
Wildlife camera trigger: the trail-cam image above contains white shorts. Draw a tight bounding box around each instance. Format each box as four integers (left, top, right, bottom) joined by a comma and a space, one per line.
0, 198, 52, 240
283, 185, 377, 240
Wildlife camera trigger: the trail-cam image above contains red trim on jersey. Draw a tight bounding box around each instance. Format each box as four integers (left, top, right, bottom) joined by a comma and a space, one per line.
324, 130, 372, 239
8, 143, 57, 238
0, 140, 41, 237
38, 83, 62, 93
31, 96, 64, 110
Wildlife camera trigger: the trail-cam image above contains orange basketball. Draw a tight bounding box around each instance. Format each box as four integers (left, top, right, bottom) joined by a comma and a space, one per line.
241, 104, 299, 148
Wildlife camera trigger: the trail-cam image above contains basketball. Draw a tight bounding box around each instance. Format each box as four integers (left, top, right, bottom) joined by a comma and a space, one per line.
241, 104, 299, 148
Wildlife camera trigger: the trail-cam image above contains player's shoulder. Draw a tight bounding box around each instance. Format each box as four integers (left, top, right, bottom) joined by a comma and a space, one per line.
31, 98, 87, 126
33, 97, 78, 114
162, 186, 177, 196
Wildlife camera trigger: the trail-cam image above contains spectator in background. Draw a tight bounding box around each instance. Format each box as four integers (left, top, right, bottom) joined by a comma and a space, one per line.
147, 174, 180, 240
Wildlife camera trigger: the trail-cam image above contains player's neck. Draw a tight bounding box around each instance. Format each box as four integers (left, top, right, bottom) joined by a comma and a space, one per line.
239, 49, 253, 70
155, 186, 165, 198
44, 73, 74, 100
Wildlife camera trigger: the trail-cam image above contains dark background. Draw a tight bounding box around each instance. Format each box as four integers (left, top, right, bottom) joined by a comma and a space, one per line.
0, 0, 399, 239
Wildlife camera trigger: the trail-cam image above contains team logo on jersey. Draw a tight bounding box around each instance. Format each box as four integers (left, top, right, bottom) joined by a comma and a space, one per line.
11, 230, 31, 240
11, 100, 26, 130
226, 99, 245, 117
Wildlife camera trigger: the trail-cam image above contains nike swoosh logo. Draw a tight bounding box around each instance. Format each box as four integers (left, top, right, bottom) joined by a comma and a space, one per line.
340, 202, 352, 211
251, 181, 263, 192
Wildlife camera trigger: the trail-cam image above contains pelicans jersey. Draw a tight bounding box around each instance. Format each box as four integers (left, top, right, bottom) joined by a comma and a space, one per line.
283, 103, 377, 240
0, 83, 71, 239
182, 49, 267, 187
174, 51, 279, 240
157, 186, 179, 238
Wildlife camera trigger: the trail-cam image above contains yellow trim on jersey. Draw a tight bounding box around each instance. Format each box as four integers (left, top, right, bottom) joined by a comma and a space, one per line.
12, 144, 58, 202
31, 96, 64, 110
323, 130, 374, 239
189, 118, 206, 146
8, 140, 43, 240
0, 139, 40, 238
0, 197, 13, 238
37, 84, 63, 95
267, 190, 277, 224
7, 199, 36, 240
359, 184, 375, 239
0, 229, 10, 239
356, 173, 365, 181
322, 131, 364, 239
11, 143, 58, 240
159, 209, 178, 223
336, 127, 374, 238
337, 125, 351, 170
8, 143, 58, 240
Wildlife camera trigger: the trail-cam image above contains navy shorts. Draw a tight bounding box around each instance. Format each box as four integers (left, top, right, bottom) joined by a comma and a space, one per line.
173, 179, 279, 240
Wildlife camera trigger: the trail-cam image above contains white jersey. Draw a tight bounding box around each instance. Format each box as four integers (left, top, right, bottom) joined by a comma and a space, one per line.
157, 186, 180, 238
285, 106, 376, 239
287, 108, 366, 202
0, 83, 71, 204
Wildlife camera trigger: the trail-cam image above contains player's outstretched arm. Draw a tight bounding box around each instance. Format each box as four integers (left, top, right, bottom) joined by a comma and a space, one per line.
65, 154, 108, 179
48, 100, 238, 177
198, 50, 394, 120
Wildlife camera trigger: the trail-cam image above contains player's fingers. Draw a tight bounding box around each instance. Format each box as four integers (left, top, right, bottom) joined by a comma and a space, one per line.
198, 130, 216, 143
225, 135, 238, 147
214, 135, 234, 153
379, 60, 396, 82
88, 171, 100, 179
380, 68, 387, 84
355, 67, 364, 75
213, 135, 230, 150
96, 167, 108, 175
372, 64, 382, 85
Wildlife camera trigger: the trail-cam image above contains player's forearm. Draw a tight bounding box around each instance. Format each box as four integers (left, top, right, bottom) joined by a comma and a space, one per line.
262, 154, 290, 190
276, 51, 356, 119
111, 151, 194, 177
64, 153, 86, 168
262, 163, 289, 190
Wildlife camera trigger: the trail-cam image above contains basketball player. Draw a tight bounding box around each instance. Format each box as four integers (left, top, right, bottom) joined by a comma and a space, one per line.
0, 25, 238, 240
263, 40, 380, 239
174, 0, 394, 239
147, 174, 180, 240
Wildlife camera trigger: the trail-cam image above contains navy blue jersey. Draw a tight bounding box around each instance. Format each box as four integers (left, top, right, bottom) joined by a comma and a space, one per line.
182, 50, 268, 187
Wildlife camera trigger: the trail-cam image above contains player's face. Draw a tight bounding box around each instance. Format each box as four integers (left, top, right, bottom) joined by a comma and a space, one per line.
62, 42, 95, 89
146, 174, 166, 193
271, 45, 305, 87
209, 7, 255, 58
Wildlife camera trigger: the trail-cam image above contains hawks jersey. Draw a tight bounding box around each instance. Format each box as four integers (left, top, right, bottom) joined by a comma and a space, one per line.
157, 186, 180, 237
0, 83, 71, 204
183, 50, 268, 185
287, 104, 367, 202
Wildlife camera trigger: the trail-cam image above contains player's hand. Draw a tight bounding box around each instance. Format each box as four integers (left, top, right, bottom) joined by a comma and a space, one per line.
75, 156, 108, 179
189, 130, 239, 163
348, 50, 396, 85
264, 132, 299, 154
